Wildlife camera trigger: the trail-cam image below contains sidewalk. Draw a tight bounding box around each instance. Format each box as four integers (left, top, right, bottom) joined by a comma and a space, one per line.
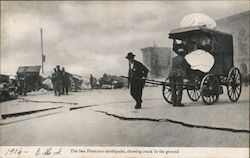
90, 86, 249, 131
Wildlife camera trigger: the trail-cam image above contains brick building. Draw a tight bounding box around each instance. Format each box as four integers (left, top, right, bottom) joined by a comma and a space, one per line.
216, 10, 250, 74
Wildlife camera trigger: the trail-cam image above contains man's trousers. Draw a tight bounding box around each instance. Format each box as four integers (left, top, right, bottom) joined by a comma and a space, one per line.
130, 79, 144, 106
169, 76, 183, 106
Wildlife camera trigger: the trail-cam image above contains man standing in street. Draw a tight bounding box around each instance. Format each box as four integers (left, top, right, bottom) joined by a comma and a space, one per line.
18, 73, 27, 96
62, 67, 70, 95
52, 68, 57, 95
169, 42, 190, 107
126, 52, 149, 109
55, 65, 63, 96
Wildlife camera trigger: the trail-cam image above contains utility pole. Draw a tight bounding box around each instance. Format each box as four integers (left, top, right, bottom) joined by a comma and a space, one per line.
153, 40, 157, 47
40, 28, 44, 74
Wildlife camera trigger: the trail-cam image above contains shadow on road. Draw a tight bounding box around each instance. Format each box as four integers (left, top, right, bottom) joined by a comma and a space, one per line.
184, 99, 249, 107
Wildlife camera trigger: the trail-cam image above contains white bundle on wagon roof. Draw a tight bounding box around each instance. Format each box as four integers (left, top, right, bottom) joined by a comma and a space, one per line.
179, 13, 217, 73
180, 13, 217, 30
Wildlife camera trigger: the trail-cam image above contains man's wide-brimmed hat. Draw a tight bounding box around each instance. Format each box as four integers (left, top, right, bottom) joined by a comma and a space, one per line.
125, 52, 135, 59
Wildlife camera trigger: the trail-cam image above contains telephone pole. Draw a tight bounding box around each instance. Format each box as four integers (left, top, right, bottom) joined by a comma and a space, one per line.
40, 28, 44, 74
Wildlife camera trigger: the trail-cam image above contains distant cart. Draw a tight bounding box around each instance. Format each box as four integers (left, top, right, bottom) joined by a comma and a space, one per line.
99, 74, 125, 89
69, 74, 83, 92
16, 66, 42, 92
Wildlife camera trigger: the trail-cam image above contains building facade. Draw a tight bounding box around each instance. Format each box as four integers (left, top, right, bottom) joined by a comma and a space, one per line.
141, 47, 174, 79
216, 11, 250, 74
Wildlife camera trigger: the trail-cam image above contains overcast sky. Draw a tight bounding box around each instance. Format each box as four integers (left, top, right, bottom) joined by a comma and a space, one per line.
1, 1, 249, 77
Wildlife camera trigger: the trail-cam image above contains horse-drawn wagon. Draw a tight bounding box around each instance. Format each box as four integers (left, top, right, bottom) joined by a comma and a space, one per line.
161, 26, 242, 105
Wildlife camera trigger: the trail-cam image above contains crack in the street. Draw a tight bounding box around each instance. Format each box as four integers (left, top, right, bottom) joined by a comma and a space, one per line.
19, 98, 78, 105
1, 106, 63, 120
0, 111, 64, 125
70, 105, 99, 110
94, 110, 250, 134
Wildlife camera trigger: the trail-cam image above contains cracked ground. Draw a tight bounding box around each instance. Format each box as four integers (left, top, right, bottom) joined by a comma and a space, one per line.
0, 86, 249, 147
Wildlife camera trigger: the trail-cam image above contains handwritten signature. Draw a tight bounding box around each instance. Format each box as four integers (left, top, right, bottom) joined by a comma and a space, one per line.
5, 147, 62, 156
36, 147, 62, 156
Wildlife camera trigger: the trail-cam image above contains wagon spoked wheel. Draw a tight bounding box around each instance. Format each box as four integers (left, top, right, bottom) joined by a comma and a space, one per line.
187, 89, 200, 101
200, 74, 219, 105
162, 77, 173, 104
227, 67, 242, 102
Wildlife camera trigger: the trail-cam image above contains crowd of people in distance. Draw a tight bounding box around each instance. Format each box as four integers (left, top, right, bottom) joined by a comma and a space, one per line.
51, 65, 70, 96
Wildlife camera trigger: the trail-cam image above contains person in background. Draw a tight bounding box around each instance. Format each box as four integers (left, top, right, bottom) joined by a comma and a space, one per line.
24, 72, 30, 94
126, 52, 149, 109
173, 39, 188, 53
169, 44, 190, 107
52, 68, 57, 95
19, 76, 24, 95
55, 65, 63, 96
62, 67, 70, 95
200, 36, 213, 52
90, 74, 94, 89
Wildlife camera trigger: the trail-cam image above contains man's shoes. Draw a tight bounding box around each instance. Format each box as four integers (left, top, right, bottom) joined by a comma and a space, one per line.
173, 103, 184, 107
135, 106, 141, 109
134, 103, 141, 109
177, 103, 184, 107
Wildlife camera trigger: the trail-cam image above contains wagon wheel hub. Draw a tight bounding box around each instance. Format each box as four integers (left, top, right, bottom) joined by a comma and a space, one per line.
231, 82, 237, 88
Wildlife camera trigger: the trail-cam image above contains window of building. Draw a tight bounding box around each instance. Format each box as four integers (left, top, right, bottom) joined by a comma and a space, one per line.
238, 40, 247, 56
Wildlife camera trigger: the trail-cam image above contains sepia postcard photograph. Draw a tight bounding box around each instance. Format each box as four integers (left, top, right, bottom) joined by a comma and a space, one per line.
0, 1, 249, 158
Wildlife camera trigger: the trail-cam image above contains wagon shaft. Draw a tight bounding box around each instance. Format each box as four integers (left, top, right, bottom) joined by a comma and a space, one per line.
145, 80, 165, 86
121, 76, 166, 86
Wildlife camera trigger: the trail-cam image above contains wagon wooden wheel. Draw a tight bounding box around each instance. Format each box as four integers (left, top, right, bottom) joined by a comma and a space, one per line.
200, 74, 219, 105
187, 89, 201, 101
227, 67, 242, 102
162, 77, 173, 104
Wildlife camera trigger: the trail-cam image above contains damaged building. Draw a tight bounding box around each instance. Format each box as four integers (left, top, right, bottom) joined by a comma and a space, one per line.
141, 47, 174, 79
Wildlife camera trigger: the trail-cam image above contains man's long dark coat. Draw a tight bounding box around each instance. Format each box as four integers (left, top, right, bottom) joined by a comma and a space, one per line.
128, 60, 149, 105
